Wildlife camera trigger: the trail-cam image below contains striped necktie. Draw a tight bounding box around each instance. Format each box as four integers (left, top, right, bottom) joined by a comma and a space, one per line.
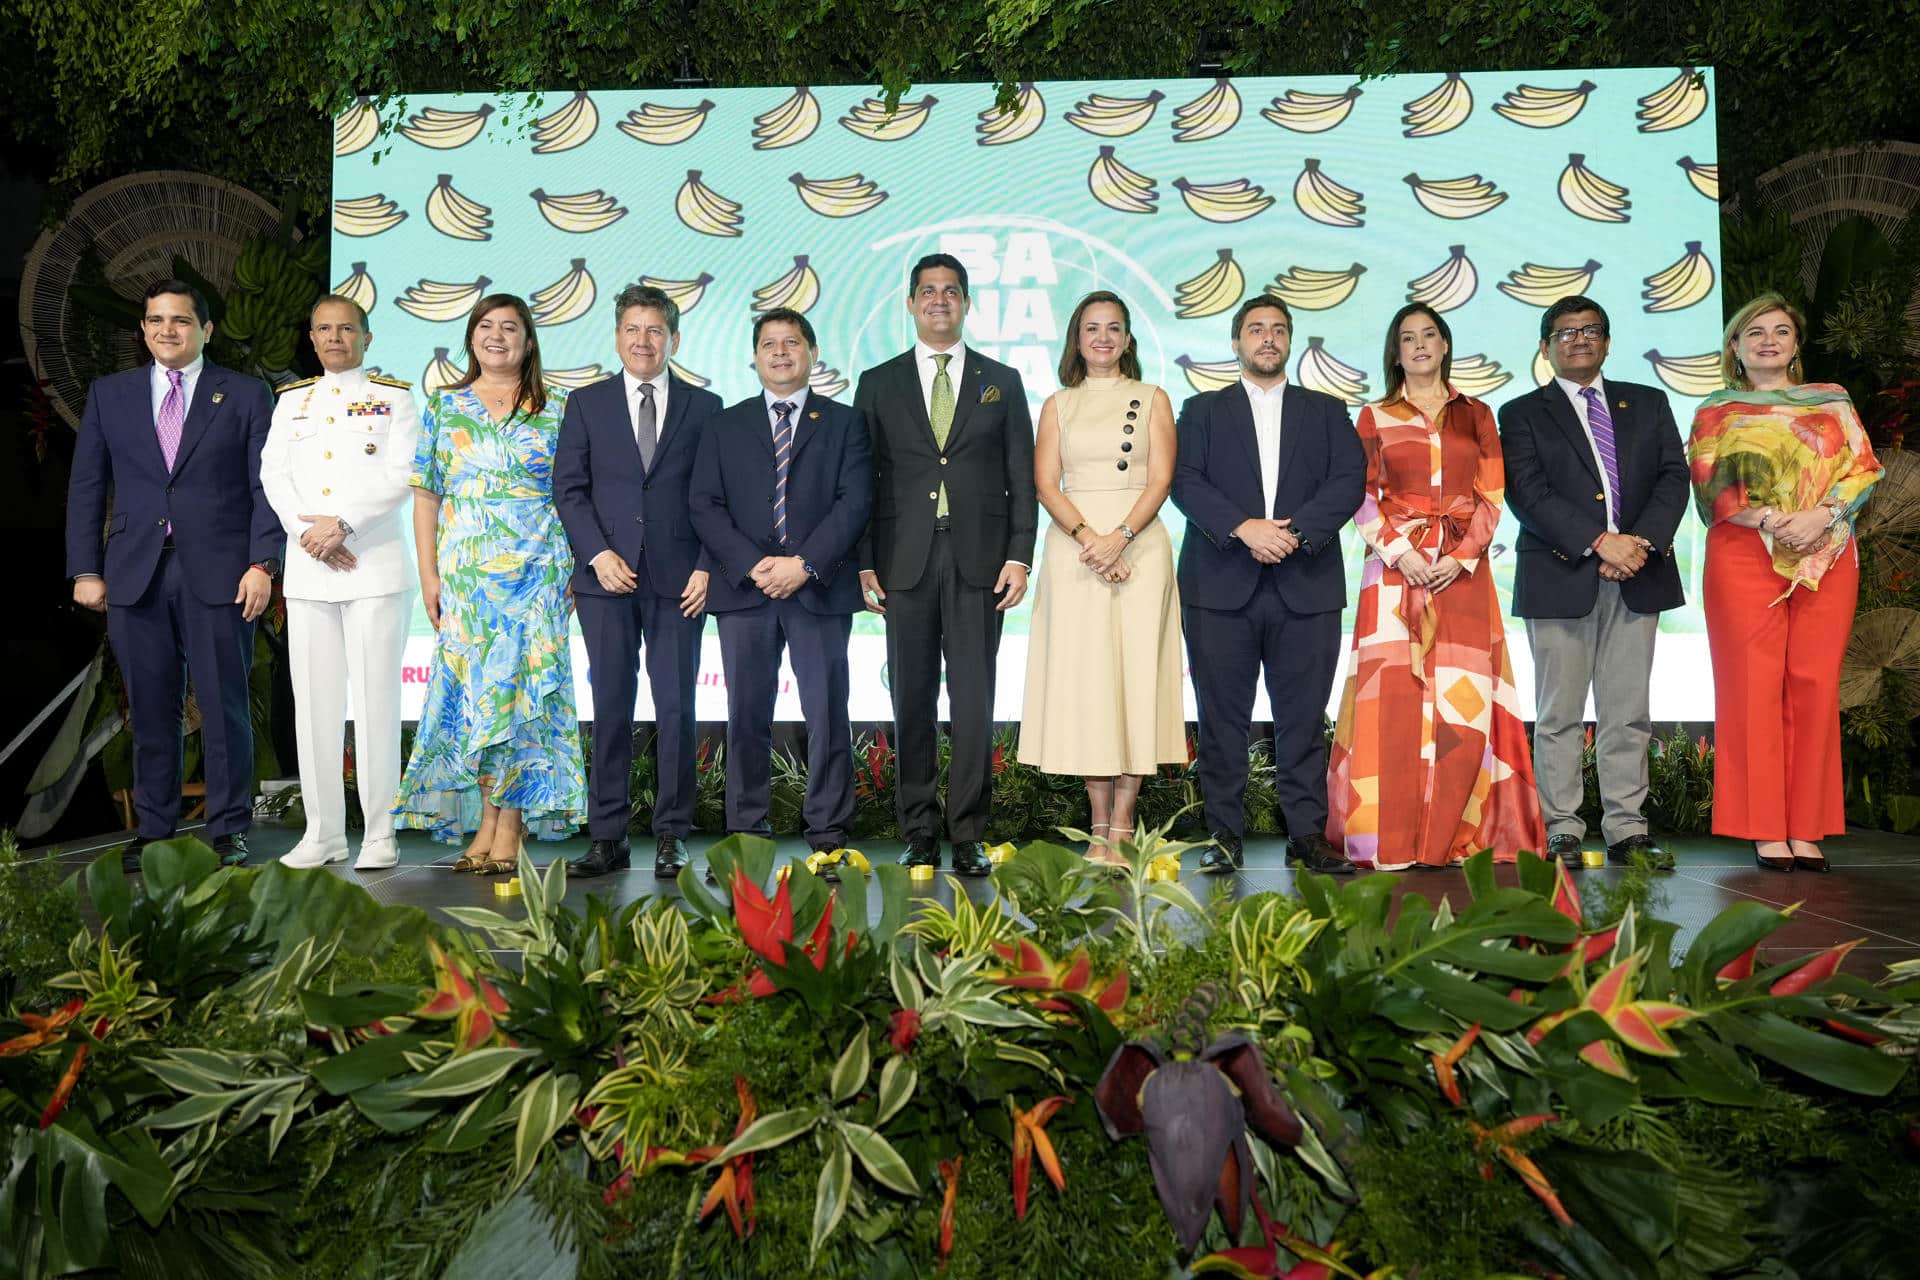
772, 400, 794, 545
1580, 386, 1621, 525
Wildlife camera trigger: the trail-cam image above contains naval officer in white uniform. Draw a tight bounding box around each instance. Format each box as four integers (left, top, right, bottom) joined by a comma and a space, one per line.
260, 295, 418, 870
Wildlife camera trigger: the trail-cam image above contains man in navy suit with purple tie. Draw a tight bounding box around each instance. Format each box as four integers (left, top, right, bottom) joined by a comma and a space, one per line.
66, 281, 280, 870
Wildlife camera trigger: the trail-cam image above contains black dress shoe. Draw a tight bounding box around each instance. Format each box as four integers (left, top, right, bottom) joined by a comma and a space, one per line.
1286, 834, 1355, 875
1546, 833, 1584, 868
212, 833, 250, 867
1198, 834, 1244, 875
951, 841, 993, 878
567, 838, 631, 878
898, 836, 940, 869
1607, 833, 1674, 872
654, 836, 690, 879
120, 836, 154, 874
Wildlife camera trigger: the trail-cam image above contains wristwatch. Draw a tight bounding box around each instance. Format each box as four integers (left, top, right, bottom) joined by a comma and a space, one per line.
1117, 523, 1136, 541
336, 517, 355, 538
802, 560, 819, 582
252, 558, 282, 577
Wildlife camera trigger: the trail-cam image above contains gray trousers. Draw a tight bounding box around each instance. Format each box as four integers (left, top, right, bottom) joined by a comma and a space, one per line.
1525, 581, 1659, 845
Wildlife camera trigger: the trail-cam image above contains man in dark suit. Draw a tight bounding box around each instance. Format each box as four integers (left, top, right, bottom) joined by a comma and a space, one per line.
555, 284, 723, 879
855, 253, 1036, 877
691, 309, 872, 861
66, 280, 280, 870
1499, 295, 1689, 871
1171, 296, 1364, 875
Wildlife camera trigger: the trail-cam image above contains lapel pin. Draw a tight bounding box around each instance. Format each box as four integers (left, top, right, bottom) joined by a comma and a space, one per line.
1617, 400, 1627, 409
808, 410, 820, 419
211, 391, 225, 404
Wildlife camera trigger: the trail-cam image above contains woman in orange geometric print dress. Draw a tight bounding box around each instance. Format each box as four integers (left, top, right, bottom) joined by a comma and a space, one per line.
1327, 303, 1547, 869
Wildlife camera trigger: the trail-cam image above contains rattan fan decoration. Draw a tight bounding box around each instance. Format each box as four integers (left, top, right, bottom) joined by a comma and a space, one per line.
1839, 606, 1920, 713
19, 170, 291, 429
1852, 450, 1920, 587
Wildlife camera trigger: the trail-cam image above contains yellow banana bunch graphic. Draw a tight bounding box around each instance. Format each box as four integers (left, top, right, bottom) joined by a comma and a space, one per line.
332, 262, 376, 314
1405, 245, 1478, 313
1492, 81, 1597, 129
1401, 73, 1472, 138
1643, 349, 1723, 397
425, 175, 492, 241
531, 91, 599, 153
618, 99, 716, 146
335, 97, 380, 156
1173, 249, 1245, 319
1066, 90, 1165, 137
334, 194, 407, 237
1172, 78, 1240, 142
1175, 355, 1242, 394
752, 255, 822, 314
546, 364, 609, 390
531, 187, 628, 234
1532, 349, 1554, 387
1497, 259, 1603, 306
1559, 154, 1631, 223
1174, 177, 1273, 223
1449, 355, 1512, 397
1677, 156, 1719, 201
1266, 263, 1366, 311
397, 276, 493, 323
790, 172, 887, 218
840, 95, 938, 141
400, 104, 494, 149
676, 171, 744, 237
1294, 159, 1365, 228
1296, 337, 1370, 406
810, 361, 849, 398
530, 259, 596, 327
1642, 241, 1715, 313
1404, 172, 1507, 219
422, 349, 465, 394
1087, 146, 1159, 215
1261, 86, 1361, 133
636, 272, 716, 313
976, 82, 1045, 146
1637, 67, 1708, 133
668, 360, 709, 389
753, 86, 821, 150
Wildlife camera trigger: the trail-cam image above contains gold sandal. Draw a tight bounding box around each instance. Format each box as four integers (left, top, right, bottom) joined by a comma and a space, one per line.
473, 840, 526, 877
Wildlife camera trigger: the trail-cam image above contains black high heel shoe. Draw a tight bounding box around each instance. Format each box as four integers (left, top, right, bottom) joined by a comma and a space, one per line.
1754, 845, 1795, 873
1791, 849, 1830, 873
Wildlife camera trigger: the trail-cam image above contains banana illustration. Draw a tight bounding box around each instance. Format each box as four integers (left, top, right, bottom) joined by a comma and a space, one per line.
636, 272, 716, 313
976, 82, 1045, 146
546, 364, 610, 390
1174, 177, 1273, 223
400, 104, 495, 150
1558, 154, 1631, 223
810, 361, 849, 398
335, 97, 380, 156
1293, 159, 1365, 228
1677, 156, 1719, 202
840, 95, 938, 141
1533, 349, 1554, 387
333, 194, 407, 237
1066, 90, 1165, 137
333, 262, 377, 314
1404, 172, 1508, 219
396, 276, 492, 323
1296, 337, 1370, 406
1405, 245, 1478, 313
676, 172, 744, 237
752, 255, 822, 314
753, 86, 821, 150
1261, 86, 1362, 134
530, 259, 596, 327
1492, 81, 1597, 129
790, 172, 887, 218
531, 187, 628, 234
668, 360, 709, 389
424, 175, 493, 241
1401, 73, 1472, 137
1642, 241, 1715, 313
1087, 146, 1159, 215
1643, 349, 1723, 397
1266, 263, 1366, 311
1637, 67, 1708, 133
1497, 259, 1603, 306
531, 91, 599, 153
1449, 355, 1512, 397
618, 99, 716, 146
422, 348, 465, 394
1172, 78, 1241, 142
1174, 249, 1245, 319
1174, 355, 1242, 394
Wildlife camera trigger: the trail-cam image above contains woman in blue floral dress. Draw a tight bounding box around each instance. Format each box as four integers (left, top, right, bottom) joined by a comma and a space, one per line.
393, 294, 586, 870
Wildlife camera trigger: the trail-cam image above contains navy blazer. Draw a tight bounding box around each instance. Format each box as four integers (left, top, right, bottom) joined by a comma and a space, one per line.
1498, 377, 1689, 619
1171, 382, 1365, 615
554, 371, 722, 598
65, 361, 279, 607
690, 393, 873, 615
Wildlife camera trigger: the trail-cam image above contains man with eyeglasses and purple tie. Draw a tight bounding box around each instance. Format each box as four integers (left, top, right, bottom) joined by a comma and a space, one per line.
1497, 296, 1691, 872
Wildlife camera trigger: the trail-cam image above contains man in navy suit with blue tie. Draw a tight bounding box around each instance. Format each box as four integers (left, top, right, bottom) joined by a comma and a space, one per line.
555, 285, 723, 879
1171, 297, 1364, 875
66, 281, 280, 870
690, 309, 872, 865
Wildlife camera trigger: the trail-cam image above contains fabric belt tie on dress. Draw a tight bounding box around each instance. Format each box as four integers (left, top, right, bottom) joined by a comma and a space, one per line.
1379, 493, 1476, 685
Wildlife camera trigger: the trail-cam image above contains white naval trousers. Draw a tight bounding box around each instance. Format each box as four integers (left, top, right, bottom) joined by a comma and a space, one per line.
286, 593, 409, 853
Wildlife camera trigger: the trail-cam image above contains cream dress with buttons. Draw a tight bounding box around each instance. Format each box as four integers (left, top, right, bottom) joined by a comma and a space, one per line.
1018, 376, 1187, 775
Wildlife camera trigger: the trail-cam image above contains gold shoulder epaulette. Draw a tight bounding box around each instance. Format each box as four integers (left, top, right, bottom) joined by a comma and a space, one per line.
369, 374, 414, 390
276, 376, 320, 395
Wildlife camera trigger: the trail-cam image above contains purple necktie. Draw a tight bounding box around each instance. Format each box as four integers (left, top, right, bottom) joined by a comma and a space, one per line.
771, 401, 794, 545
1580, 386, 1620, 525
157, 368, 185, 471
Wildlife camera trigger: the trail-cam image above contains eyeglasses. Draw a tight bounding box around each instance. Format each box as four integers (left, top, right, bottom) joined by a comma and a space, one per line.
1550, 324, 1608, 344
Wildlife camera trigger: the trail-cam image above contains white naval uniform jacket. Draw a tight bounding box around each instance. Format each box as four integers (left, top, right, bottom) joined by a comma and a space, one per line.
260, 368, 420, 602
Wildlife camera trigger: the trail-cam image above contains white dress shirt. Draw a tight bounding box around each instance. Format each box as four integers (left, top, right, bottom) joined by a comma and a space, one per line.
151, 356, 205, 424
623, 367, 669, 445
914, 338, 967, 416
763, 385, 810, 437
1241, 376, 1286, 520
1555, 373, 1618, 538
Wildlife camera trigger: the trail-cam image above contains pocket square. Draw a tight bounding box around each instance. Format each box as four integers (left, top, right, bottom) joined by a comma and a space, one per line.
980, 384, 1001, 404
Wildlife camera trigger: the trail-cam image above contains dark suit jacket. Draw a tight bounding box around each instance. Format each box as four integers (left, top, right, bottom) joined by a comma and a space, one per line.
554, 371, 722, 599
1171, 382, 1365, 615
690, 392, 873, 615
1498, 376, 1689, 618
854, 348, 1037, 591
65, 361, 279, 606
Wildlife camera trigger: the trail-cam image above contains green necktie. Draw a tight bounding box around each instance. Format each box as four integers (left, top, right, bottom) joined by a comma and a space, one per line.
931, 351, 953, 518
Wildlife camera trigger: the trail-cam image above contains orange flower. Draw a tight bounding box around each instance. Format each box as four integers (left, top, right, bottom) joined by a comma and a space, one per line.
1468, 1115, 1572, 1226
1009, 1096, 1070, 1220
937, 1156, 963, 1268
1431, 1023, 1480, 1108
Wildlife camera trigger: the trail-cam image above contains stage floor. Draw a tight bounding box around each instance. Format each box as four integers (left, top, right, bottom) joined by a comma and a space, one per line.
27, 824, 1920, 979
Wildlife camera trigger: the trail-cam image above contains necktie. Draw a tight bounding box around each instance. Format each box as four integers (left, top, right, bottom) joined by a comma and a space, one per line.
930, 352, 954, 519
772, 401, 795, 546
1580, 386, 1621, 525
157, 368, 185, 471
634, 381, 657, 470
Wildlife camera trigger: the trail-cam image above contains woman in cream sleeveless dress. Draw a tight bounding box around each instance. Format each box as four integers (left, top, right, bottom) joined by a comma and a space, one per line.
1019, 291, 1186, 861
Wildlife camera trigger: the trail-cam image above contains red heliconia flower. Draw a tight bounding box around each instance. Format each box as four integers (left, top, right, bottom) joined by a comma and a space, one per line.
1468, 1115, 1573, 1226
1431, 1023, 1481, 1108
708, 869, 856, 1002
40, 1043, 91, 1129
1696, 735, 1711, 764
1769, 938, 1862, 997
937, 1156, 963, 1268
697, 1077, 759, 1238
1716, 942, 1760, 984
988, 940, 1129, 1014
414, 939, 512, 1053
992, 743, 1007, 776
0, 998, 85, 1058
1583, 724, 1595, 750
1009, 1096, 1070, 1220
889, 1007, 922, 1054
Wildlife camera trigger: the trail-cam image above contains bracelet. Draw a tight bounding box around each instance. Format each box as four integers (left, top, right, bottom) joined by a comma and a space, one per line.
1118, 523, 1136, 541
1757, 507, 1775, 533
1068, 521, 1088, 540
